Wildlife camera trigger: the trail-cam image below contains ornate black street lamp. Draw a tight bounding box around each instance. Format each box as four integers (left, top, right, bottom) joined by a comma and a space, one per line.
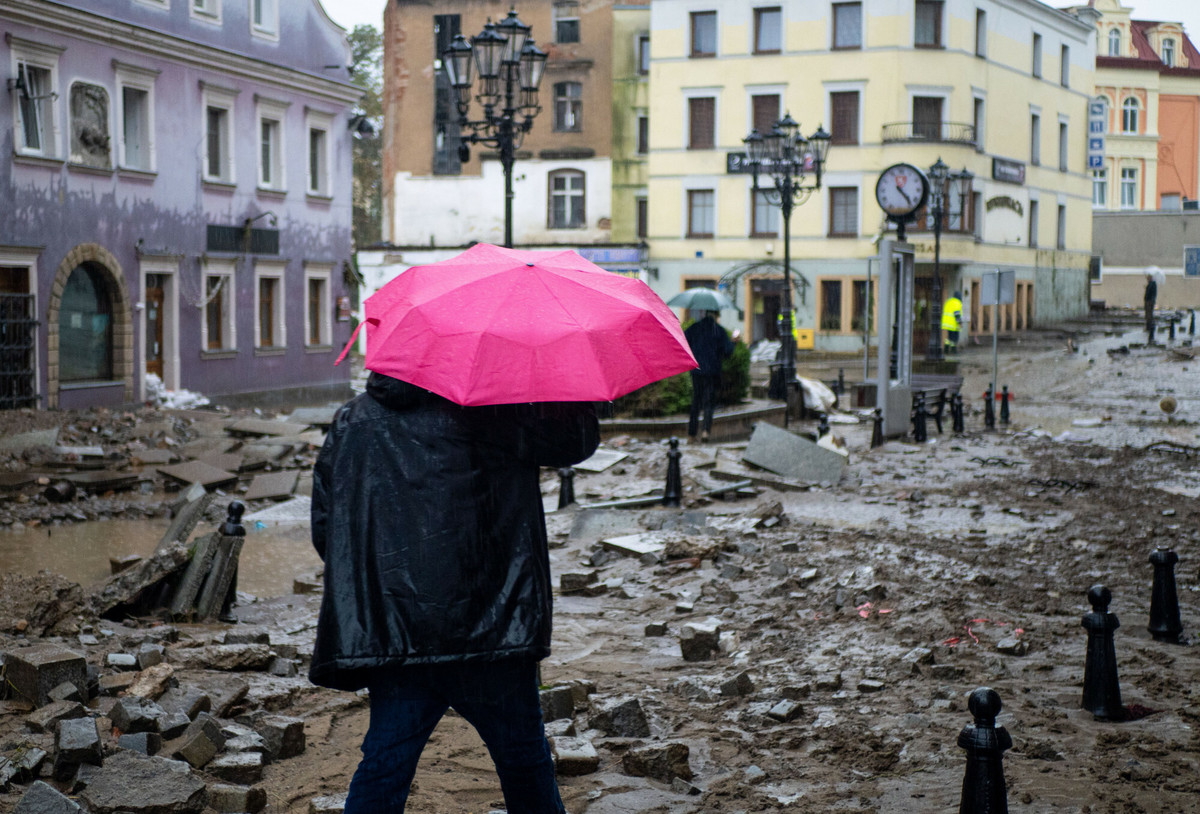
743, 115, 830, 426
925, 158, 974, 361
442, 9, 548, 249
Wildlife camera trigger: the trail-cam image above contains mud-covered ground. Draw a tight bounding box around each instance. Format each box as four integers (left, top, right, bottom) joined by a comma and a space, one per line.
3, 321, 1200, 812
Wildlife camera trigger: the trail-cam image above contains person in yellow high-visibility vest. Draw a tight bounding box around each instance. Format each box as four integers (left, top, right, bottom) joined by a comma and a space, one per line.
942, 291, 963, 354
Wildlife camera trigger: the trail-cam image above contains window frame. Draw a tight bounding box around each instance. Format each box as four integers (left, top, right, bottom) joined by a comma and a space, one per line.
202, 83, 238, 184
636, 114, 648, 154
1162, 38, 1175, 67
256, 97, 289, 192
819, 279, 844, 332
1030, 111, 1040, 166
832, 2, 863, 50
1121, 96, 1139, 134
306, 109, 333, 197
828, 186, 859, 237
191, 0, 221, 24
1108, 28, 1120, 56
1027, 199, 1039, 247
1120, 167, 1137, 209
750, 188, 779, 237
687, 189, 715, 238
690, 11, 717, 58
304, 264, 333, 348
1060, 44, 1070, 87
553, 81, 583, 132
687, 96, 716, 150
251, 0, 279, 40
253, 261, 286, 351
201, 260, 236, 353
547, 169, 587, 230
753, 7, 782, 55
750, 93, 780, 138
636, 196, 648, 238
1032, 33, 1042, 78
829, 90, 860, 146
914, 0, 943, 48
975, 9, 987, 57
1092, 168, 1107, 208
1058, 119, 1068, 172
1056, 204, 1066, 250
637, 34, 651, 74
554, 1, 580, 44
10, 39, 64, 159
115, 62, 158, 173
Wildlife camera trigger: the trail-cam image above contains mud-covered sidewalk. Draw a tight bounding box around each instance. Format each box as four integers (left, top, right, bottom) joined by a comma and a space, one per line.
2, 324, 1200, 813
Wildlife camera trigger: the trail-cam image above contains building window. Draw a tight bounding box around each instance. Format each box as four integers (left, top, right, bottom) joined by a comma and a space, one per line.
554, 82, 582, 132
1058, 121, 1068, 171
833, 3, 862, 50
830, 91, 859, 145
1032, 33, 1042, 77
202, 85, 236, 183
1030, 113, 1040, 165
688, 189, 715, 237
638, 35, 650, 74
751, 189, 778, 236
13, 48, 61, 158
973, 97, 985, 150
829, 187, 858, 236
548, 170, 586, 229
691, 11, 717, 57
688, 97, 715, 150
1060, 45, 1070, 86
636, 196, 648, 238
637, 115, 648, 154
202, 262, 235, 352
1028, 199, 1038, 247
1120, 167, 1137, 209
1092, 169, 1107, 208
820, 280, 842, 331
975, 9, 986, 57
751, 94, 779, 137
851, 279, 874, 332
307, 111, 332, 196
913, 96, 942, 140
257, 99, 287, 190
554, 1, 580, 43
116, 64, 157, 172
252, 0, 277, 37
69, 82, 111, 169
1121, 97, 1139, 133
1162, 38, 1175, 67
60, 264, 114, 383
1108, 28, 1120, 56
254, 263, 285, 349
1056, 204, 1066, 249
191, 0, 221, 22
914, 1, 942, 48
305, 266, 332, 347
754, 7, 782, 54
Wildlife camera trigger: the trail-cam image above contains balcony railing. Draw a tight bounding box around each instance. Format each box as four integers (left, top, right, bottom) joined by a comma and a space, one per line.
881, 121, 977, 145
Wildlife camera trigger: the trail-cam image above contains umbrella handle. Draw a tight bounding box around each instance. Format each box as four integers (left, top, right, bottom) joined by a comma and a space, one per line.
334, 318, 378, 366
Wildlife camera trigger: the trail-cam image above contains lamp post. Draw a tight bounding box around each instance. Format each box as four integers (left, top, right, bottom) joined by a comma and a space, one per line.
743, 115, 830, 426
442, 9, 548, 249
925, 158, 974, 361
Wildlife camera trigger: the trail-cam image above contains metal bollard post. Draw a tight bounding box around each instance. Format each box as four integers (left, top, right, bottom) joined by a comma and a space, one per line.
817, 412, 830, 438
837, 368, 845, 399
1169, 319, 1176, 342
984, 387, 995, 431
999, 386, 1010, 426
218, 501, 245, 623
1148, 547, 1185, 643
1081, 585, 1125, 721
952, 393, 965, 434
557, 467, 576, 510
662, 437, 682, 508
957, 687, 1013, 814
870, 408, 884, 449
912, 393, 928, 443
1191, 311, 1196, 336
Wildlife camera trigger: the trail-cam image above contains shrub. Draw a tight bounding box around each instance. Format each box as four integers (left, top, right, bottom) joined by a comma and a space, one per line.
611, 331, 750, 418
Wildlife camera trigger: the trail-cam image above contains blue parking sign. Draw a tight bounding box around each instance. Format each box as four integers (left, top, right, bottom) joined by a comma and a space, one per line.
1088, 154, 1104, 169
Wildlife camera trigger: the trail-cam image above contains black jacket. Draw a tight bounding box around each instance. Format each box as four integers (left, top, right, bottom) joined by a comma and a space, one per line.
309, 373, 599, 691
684, 315, 734, 376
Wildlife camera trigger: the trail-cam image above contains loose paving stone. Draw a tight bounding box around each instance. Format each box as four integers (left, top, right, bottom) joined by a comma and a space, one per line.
107, 653, 137, 671
172, 713, 226, 768
621, 742, 692, 783
0, 757, 14, 791
10, 747, 48, 783
996, 636, 1029, 655
227, 418, 310, 438
600, 531, 667, 558
54, 717, 101, 779
157, 461, 239, 490
118, 732, 162, 755
644, 621, 668, 636
679, 620, 721, 662
157, 688, 211, 720
284, 406, 339, 428
123, 664, 175, 702
742, 421, 848, 484
79, 750, 206, 814
208, 751, 264, 784
159, 713, 191, 741
98, 673, 137, 696
25, 701, 86, 734
193, 453, 246, 474
587, 697, 649, 738
224, 732, 267, 754
136, 644, 166, 670
251, 714, 305, 760
208, 783, 267, 813
544, 719, 576, 738
767, 699, 803, 722
130, 449, 178, 465
168, 644, 272, 671
539, 686, 575, 723
110, 696, 165, 734
858, 679, 886, 693
550, 736, 599, 775
13, 780, 81, 813
719, 670, 756, 697
4, 644, 88, 708
309, 793, 347, 813
242, 470, 299, 501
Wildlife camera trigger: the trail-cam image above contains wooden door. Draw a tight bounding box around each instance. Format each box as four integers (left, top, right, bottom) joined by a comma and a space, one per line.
145, 275, 164, 379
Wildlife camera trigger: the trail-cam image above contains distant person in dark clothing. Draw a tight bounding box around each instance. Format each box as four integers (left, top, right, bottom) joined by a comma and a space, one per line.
684, 311, 734, 441
1144, 273, 1158, 344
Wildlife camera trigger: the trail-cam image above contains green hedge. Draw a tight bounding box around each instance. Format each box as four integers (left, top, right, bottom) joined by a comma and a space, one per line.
612, 334, 750, 418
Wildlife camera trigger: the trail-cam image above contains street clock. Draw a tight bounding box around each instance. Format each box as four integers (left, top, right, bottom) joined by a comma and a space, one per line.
875, 163, 929, 222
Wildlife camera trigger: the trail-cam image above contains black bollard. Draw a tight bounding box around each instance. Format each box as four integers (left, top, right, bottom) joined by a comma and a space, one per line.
912, 393, 928, 443
662, 437, 682, 507
817, 412, 830, 438
957, 687, 1013, 814
837, 368, 845, 400
999, 386, 1010, 426
1169, 319, 1176, 342
871, 408, 884, 449
984, 387, 995, 431
557, 467, 576, 510
952, 392, 966, 434
1190, 311, 1196, 336
218, 501, 245, 623
1081, 585, 1124, 721
1148, 547, 1185, 643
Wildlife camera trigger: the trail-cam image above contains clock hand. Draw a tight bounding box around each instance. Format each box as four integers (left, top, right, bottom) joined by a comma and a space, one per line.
894, 180, 913, 205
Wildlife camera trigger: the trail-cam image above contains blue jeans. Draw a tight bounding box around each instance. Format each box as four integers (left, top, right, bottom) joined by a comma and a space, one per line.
344, 659, 564, 814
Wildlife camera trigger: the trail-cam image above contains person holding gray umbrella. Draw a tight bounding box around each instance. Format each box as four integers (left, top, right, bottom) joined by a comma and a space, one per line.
684, 310, 734, 441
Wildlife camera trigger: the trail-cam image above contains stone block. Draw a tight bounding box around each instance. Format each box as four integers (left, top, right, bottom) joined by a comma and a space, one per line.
767, 700, 802, 722
248, 714, 304, 761
208, 783, 267, 814
223, 630, 270, 646
25, 701, 87, 734
47, 682, 82, 704
544, 719, 576, 738
110, 696, 165, 734
310, 793, 348, 813
10, 746, 48, 783
97, 673, 137, 697
621, 742, 692, 783
208, 751, 264, 784
550, 736, 599, 776
159, 712, 191, 740
268, 657, 298, 677
125, 663, 175, 700
172, 713, 225, 768
157, 688, 211, 720
136, 644, 165, 670
742, 422, 847, 484
106, 653, 138, 671
4, 645, 87, 708
587, 697, 649, 738
78, 751, 206, 814
54, 718, 101, 780
719, 670, 756, 698
225, 731, 266, 754
117, 732, 162, 756
538, 686, 575, 723
679, 620, 721, 662
644, 621, 668, 637
13, 780, 81, 813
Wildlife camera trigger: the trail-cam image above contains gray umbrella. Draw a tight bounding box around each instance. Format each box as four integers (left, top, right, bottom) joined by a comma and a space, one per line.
665, 288, 736, 311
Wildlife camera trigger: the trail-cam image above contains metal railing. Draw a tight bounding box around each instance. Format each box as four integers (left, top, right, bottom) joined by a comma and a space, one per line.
882, 121, 977, 145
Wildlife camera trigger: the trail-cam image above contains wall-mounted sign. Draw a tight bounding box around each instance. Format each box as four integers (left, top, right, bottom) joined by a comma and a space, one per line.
981, 269, 1016, 306
985, 195, 1024, 217
1185, 246, 1200, 278
1087, 96, 1106, 172
725, 152, 814, 175
991, 158, 1026, 185
336, 296, 352, 322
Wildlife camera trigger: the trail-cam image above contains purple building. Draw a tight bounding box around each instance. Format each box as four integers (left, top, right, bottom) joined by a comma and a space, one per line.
1, 0, 360, 409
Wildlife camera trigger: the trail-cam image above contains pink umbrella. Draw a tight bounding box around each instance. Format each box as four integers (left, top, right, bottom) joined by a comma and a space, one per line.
336, 243, 697, 406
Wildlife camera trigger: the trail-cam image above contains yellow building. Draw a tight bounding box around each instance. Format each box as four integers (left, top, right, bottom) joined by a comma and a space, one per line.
646, 0, 1097, 352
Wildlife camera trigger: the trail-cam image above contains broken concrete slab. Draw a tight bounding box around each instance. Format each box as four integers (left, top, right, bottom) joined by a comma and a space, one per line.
129, 449, 179, 466
168, 533, 221, 617
193, 453, 246, 474
89, 542, 190, 618
169, 644, 271, 672
62, 471, 146, 493
0, 428, 58, 454
0, 472, 42, 491
13, 780, 81, 813
226, 418, 310, 438
156, 486, 212, 554
600, 532, 666, 558
309, 794, 348, 814
157, 461, 239, 490
573, 448, 628, 472
283, 406, 339, 428
243, 495, 311, 525
126, 663, 175, 701
3, 644, 88, 708
742, 422, 847, 484
242, 470, 298, 502
78, 750, 206, 814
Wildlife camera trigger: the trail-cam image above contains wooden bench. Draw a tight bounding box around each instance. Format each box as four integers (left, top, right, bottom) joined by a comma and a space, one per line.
910, 374, 962, 435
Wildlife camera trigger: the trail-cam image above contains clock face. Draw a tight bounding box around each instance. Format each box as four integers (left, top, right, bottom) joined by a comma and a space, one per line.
875, 163, 929, 219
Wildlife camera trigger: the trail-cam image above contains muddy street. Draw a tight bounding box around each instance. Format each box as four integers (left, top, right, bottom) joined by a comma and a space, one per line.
2, 324, 1200, 813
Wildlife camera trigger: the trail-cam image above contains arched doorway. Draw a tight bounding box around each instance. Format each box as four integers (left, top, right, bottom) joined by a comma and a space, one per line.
47, 244, 133, 407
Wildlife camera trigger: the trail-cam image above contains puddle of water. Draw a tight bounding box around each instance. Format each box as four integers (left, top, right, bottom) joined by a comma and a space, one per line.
0, 518, 322, 599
